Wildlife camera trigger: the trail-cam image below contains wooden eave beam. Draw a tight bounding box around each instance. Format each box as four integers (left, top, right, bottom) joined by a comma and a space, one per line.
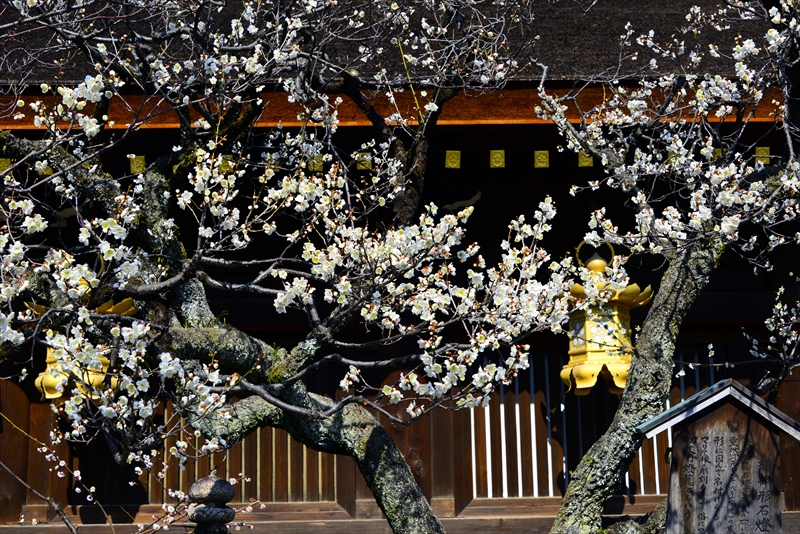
0, 86, 783, 130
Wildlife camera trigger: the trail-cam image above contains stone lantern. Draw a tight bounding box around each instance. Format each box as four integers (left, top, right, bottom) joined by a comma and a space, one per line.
560, 243, 653, 395
188, 475, 236, 533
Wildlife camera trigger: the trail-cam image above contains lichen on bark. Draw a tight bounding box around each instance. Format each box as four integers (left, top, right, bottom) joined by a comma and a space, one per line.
188, 383, 445, 534
550, 238, 725, 534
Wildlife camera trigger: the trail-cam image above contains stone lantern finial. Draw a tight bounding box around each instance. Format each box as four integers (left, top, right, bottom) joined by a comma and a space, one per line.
187, 475, 236, 534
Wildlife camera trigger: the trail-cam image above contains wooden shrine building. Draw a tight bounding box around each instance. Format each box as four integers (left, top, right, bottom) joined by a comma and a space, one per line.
2, 1, 800, 533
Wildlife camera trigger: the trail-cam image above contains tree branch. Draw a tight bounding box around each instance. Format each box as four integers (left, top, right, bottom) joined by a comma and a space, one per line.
186, 384, 445, 534
551, 237, 725, 533
0, 459, 79, 534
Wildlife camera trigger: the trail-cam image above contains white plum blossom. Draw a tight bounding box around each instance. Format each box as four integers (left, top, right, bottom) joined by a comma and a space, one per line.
538, 8, 800, 269
158, 354, 183, 379
12, 0, 800, 511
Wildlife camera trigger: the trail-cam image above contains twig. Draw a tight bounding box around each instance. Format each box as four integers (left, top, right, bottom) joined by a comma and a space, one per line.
0, 411, 117, 533
0, 458, 79, 534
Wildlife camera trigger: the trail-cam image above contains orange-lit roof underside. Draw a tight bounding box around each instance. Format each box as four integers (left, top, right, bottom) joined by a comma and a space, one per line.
0, 86, 783, 130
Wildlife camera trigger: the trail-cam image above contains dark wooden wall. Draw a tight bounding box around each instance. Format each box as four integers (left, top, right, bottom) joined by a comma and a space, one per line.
2, 344, 798, 528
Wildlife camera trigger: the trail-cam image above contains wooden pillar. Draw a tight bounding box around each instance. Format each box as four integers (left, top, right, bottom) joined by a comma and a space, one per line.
452, 407, 474, 516
430, 407, 455, 517
776, 369, 800, 512
25, 401, 70, 522
0, 381, 30, 524
335, 455, 356, 517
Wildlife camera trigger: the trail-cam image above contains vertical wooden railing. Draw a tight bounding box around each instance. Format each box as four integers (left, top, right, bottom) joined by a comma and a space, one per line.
131, 343, 750, 512
5, 341, 794, 527
468, 345, 740, 501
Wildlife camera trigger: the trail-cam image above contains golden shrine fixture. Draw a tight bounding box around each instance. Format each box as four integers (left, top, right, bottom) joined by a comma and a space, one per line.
35, 348, 116, 400
34, 297, 137, 400
560, 242, 653, 396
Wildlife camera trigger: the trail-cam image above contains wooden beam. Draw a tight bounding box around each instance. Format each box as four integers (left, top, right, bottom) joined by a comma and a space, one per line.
0, 86, 782, 131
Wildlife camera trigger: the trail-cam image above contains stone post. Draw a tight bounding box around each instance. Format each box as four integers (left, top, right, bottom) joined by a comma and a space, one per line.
187, 476, 236, 534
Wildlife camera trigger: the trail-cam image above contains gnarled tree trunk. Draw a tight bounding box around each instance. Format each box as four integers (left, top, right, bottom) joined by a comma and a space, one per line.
189, 385, 445, 534
551, 238, 725, 534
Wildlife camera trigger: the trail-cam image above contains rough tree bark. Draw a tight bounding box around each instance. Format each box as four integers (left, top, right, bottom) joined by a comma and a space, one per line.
167, 280, 444, 534
188, 385, 445, 534
550, 237, 726, 534
161, 286, 445, 533
0, 125, 444, 534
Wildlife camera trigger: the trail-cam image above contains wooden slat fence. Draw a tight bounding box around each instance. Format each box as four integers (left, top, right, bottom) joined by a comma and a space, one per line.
4, 342, 797, 528
121, 422, 339, 507
467, 344, 743, 502
75, 344, 740, 507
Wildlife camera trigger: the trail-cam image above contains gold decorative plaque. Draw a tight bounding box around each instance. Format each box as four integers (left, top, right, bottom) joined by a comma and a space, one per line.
578, 152, 593, 167
489, 150, 505, 168
0, 159, 10, 172
534, 150, 549, 168
445, 150, 461, 169
755, 147, 770, 166
130, 155, 146, 174
308, 154, 324, 172
356, 152, 372, 170
219, 155, 234, 173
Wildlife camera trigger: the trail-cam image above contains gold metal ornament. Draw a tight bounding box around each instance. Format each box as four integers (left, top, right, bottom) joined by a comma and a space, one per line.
130, 155, 146, 174
755, 147, 770, 166
34, 349, 117, 400
445, 150, 461, 169
355, 152, 372, 170
560, 242, 653, 396
218, 155, 234, 173
307, 154, 324, 172
32, 291, 136, 401
534, 150, 549, 168
489, 150, 505, 168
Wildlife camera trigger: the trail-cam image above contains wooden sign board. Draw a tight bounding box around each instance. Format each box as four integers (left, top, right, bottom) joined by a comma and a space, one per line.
638, 379, 800, 534
668, 402, 780, 533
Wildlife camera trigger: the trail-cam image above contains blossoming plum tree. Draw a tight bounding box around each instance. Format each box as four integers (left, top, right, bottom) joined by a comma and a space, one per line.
539, 2, 800, 532
2, 0, 800, 532
0, 0, 604, 532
